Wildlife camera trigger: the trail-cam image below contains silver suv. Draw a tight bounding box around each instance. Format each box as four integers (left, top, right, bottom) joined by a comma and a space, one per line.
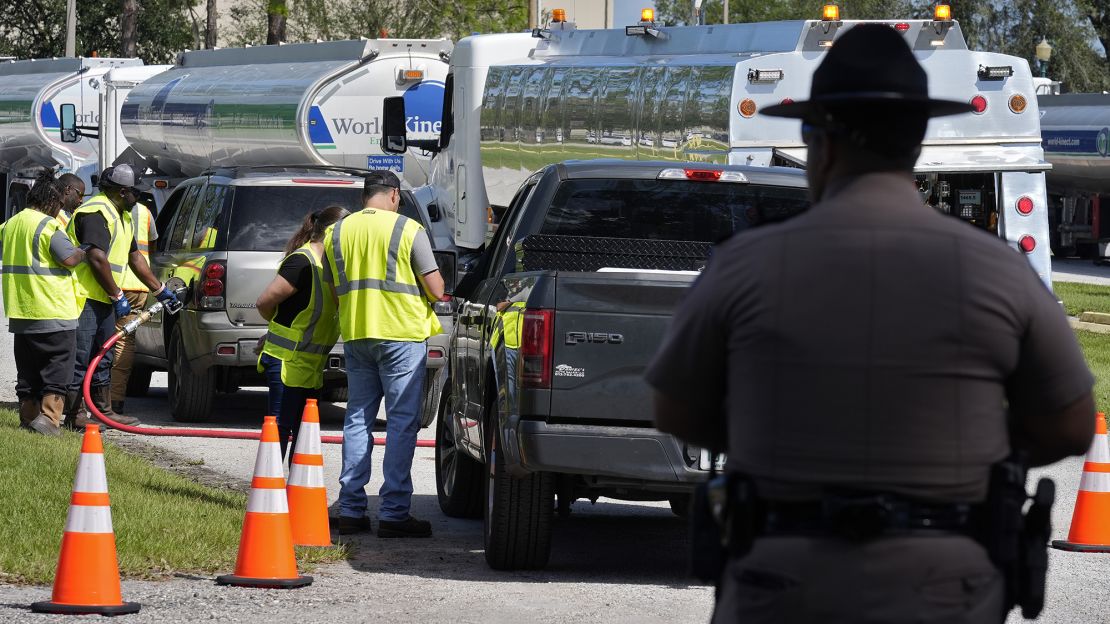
131, 168, 451, 422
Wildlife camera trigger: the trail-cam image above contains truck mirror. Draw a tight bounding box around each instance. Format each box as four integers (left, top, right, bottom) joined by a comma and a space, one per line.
60, 103, 78, 143
382, 96, 407, 154
433, 249, 458, 296
427, 203, 441, 222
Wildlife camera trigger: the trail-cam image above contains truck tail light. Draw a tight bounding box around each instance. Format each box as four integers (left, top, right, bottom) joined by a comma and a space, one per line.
970, 95, 988, 114
1016, 196, 1034, 215
521, 309, 554, 389
1019, 235, 1036, 253
198, 260, 226, 309
658, 168, 749, 183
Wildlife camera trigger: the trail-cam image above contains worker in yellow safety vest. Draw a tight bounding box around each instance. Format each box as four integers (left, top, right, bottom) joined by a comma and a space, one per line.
256, 204, 348, 461
55, 172, 85, 228
1, 171, 86, 436
64, 165, 180, 429
110, 200, 158, 416
325, 170, 444, 538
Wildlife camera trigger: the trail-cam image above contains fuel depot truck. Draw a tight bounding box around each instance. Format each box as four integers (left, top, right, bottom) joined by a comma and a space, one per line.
381, 10, 1058, 569
116, 37, 452, 206
1038, 92, 1110, 259
0, 56, 167, 218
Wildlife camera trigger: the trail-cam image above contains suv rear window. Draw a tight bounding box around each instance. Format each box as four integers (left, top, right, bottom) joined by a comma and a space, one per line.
225, 185, 426, 251
540, 178, 809, 243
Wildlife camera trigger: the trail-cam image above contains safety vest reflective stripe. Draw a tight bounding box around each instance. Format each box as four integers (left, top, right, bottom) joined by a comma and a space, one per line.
263, 331, 332, 355
246, 488, 289, 514
121, 204, 154, 291
330, 218, 422, 297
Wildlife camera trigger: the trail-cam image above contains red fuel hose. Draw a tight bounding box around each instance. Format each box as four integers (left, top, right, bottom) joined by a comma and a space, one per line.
82, 312, 433, 447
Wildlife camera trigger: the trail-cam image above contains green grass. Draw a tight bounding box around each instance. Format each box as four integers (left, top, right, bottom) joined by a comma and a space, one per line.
0, 409, 346, 584
1053, 281, 1110, 317
1077, 330, 1110, 411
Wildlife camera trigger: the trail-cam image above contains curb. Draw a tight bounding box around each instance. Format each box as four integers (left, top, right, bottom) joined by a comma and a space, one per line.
1070, 317, 1110, 335
1079, 311, 1110, 326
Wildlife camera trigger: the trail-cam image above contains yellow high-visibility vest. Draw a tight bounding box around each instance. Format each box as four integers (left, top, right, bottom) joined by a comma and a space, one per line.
120, 203, 155, 292
66, 194, 133, 304
1, 208, 82, 320
324, 209, 441, 342
258, 244, 340, 389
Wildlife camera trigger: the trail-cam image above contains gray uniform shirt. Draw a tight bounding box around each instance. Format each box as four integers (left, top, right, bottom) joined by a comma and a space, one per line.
646, 173, 1093, 503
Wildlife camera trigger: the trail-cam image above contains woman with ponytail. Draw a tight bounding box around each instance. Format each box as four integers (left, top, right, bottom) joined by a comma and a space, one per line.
256, 204, 350, 460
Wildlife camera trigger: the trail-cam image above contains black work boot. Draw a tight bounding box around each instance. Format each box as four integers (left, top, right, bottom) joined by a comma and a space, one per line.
335, 515, 373, 535
377, 516, 432, 538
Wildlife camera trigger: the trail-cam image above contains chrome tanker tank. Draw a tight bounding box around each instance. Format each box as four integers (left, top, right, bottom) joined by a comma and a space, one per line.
121, 39, 451, 186
1038, 93, 1110, 194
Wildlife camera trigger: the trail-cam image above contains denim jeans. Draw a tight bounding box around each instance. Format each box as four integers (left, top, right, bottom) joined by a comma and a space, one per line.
71, 299, 116, 392
337, 338, 426, 521
259, 352, 318, 461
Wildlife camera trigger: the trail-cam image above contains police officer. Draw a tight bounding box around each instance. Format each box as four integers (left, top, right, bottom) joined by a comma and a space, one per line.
257, 204, 349, 461
65, 164, 180, 428
3, 171, 84, 436
324, 170, 444, 537
110, 198, 158, 416
647, 25, 1095, 623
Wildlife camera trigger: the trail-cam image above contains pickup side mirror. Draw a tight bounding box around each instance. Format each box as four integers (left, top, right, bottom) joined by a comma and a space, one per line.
382, 96, 408, 154
433, 249, 458, 296
427, 203, 441, 223
60, 103, 78, 143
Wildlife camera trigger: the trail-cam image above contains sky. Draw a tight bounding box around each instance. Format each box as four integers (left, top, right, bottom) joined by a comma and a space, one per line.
615, 0, 658, 25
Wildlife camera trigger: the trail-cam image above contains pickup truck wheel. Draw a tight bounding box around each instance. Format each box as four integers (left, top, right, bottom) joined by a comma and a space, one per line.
483, 414, 554, 570
419, 372, 438, 429
125, 365, 152, 397
435, 388, 482, 518
167, 326, 215, 422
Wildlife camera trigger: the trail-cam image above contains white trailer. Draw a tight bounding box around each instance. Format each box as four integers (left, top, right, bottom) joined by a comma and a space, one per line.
385, 10, 1053, 285
0, 56, 142, 219
117, 38, 451, 206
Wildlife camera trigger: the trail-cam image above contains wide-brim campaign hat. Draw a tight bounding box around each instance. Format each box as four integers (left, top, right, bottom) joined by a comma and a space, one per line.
762, 23, 975, 122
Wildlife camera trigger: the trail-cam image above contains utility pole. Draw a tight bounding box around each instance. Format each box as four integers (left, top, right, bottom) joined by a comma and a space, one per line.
65, 0, 76, 56
724, 0, 729, 24
530, 0, 538, 29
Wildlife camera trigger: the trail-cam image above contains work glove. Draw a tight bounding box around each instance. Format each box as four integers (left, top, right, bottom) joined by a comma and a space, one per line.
112, 293, 131, 318
154, 283, 180, 307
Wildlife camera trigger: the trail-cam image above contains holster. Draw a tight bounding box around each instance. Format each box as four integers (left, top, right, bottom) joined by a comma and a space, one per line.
975, 453, 1054, 619
689, 468, 760, 584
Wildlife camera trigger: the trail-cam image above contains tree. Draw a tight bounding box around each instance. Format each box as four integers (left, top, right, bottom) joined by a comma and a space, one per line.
121, 0, 138, 57
206, 0, 217, 48
1081, 0, 1110, 65
267, 0, 288, 44
0, 0, 199, 62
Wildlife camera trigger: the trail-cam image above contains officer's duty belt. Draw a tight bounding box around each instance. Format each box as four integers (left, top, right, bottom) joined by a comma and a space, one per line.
761, 495, 974, 540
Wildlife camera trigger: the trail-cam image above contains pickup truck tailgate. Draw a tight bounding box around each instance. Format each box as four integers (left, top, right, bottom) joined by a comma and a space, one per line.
548, 271, 696, 425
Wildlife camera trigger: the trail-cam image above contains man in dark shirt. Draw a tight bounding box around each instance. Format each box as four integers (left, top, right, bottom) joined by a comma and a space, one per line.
648, 25, 1095, 623
65, 165, 179, 428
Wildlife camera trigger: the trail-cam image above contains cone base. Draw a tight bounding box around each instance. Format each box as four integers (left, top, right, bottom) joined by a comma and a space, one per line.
31, 600, 140, 616
1051, 539, 1110, 553
215, 573, 313, 589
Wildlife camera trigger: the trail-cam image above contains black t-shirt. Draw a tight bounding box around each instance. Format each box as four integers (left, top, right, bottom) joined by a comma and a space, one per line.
73, 212, 138, 254
273, 253, 312, 327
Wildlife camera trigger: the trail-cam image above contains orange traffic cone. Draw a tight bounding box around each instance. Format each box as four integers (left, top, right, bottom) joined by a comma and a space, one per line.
288, 399, 331, 546
31, 425, 140, 616
217, 416, 312, 588
1053, 412, 1110, 552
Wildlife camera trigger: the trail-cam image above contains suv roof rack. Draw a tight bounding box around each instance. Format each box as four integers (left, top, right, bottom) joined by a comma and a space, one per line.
201, 164, 375, 179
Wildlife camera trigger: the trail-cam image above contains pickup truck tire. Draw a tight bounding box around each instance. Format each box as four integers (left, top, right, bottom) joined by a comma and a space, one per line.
484, 412, 554, 570
167, 326, 215, 422
125, 365, 152, 397
435, 388, 483, 518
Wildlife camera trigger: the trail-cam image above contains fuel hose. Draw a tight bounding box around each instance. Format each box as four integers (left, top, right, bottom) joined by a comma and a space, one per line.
81, 298, 434, 447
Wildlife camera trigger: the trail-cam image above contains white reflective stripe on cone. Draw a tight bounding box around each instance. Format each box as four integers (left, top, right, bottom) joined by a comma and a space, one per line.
246, 487, 289, 513
252, 442, 284, 479
1079, 471, 1110, 494
1087, 433, 1110, 463
293, 423, 322, 455
73, 453, 109, 494
64, 505, 114, 533
288, 465, 325, 488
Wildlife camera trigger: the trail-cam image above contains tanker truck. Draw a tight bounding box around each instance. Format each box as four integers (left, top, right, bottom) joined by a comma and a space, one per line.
0, 56, 143, 219
115, 38, 452, 205
1038, 93, 1110, 259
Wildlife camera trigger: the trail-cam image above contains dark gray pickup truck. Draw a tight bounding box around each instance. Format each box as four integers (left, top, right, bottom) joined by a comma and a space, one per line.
434, 160, 809, 570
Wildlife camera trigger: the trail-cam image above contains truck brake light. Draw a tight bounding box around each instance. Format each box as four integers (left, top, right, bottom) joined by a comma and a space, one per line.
658, 168, 749, 183
1016, 196, 1034, 215
521, 310, 554, 389
970, 95, 987, 114
1019, 235, 1036, 253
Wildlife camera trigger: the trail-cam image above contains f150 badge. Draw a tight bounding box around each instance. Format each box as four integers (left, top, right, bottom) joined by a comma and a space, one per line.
565, 332, 623, 346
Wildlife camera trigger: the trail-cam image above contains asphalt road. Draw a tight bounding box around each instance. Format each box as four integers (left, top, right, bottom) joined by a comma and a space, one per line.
2, 313, 1110, 621
1051, 257, 1110, 286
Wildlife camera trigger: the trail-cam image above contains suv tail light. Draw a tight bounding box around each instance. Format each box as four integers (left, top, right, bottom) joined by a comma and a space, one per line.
520, 309, 554, 389
197, 260, 227, 310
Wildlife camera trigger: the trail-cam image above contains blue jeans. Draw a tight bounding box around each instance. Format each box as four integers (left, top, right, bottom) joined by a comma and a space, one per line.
259, 352, 318, 461
337, 338, 426, 521
72, 300, 116, 392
